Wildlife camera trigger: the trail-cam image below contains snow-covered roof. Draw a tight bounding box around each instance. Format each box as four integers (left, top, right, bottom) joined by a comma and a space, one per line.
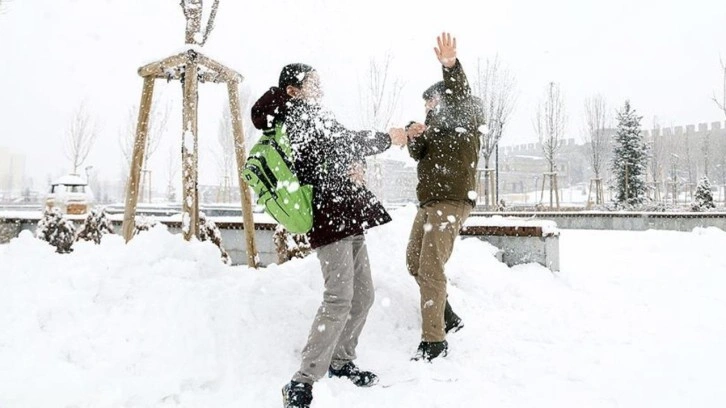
51, 174, 87, 186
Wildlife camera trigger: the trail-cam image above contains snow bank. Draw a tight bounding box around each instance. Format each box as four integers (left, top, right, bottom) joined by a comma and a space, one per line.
1, 208, 725, 407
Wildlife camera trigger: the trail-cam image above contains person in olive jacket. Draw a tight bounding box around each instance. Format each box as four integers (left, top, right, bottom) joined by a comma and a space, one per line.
251, 64, 407, 408
405, 33, 483, 362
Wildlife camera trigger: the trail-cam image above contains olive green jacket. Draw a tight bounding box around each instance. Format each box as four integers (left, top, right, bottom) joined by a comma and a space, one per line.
408, 59, 483, 207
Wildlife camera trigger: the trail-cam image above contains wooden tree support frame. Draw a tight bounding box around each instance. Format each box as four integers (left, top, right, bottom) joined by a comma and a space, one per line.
539, 172, 560, 209
481, 169, 497, 209
121, 48, 258, 268
586, 178, 604, 209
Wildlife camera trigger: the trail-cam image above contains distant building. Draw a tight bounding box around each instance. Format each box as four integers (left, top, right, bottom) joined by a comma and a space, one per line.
0, 147, 26, 201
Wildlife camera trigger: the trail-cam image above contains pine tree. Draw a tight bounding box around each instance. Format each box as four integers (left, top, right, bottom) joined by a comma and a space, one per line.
76, 208, 115, 244
693, 176, 715, 210
36, 208, 76, 253
610, 101, 649, 206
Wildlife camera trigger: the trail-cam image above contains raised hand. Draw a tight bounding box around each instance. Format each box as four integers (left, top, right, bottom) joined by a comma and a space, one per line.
434, 32, 457, 68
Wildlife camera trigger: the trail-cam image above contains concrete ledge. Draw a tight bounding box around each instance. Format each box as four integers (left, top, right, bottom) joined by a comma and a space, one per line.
461, 219, 560, 272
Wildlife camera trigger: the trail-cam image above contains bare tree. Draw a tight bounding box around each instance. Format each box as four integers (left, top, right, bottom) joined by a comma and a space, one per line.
716, 136, 726, 204
714, 58, 726, 119
358, 54, 404, 131
214, 106, 236, 203
534, 82, 567, 207
64, 104, 97, 175
473, 57, 517, 207
165, 145, 179, 202
683, 128, 695, 199
211, 86, 257, 203
358, 54, 404, 198
583, 95, 609, 204
648, 117, 666, 202
119, 100, 170, 202
702, 131, 711, 179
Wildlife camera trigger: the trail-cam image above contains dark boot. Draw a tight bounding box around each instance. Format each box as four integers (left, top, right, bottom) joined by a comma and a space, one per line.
444, 300, 464, 334
282, 381, 313, 408
328, 361, 379, 387
412, 340, 448, 362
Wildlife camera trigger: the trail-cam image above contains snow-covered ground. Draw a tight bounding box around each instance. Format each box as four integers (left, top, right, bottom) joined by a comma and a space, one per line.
1, 206, 725, 407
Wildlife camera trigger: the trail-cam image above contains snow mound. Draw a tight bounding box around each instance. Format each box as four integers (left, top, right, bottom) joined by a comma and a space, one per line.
2, 208, 725, 407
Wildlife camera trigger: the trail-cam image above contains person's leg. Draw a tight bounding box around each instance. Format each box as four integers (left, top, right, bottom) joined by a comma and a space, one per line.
415, 201, 471, 343
406, 206, 428, 277
330, 234, 375, 367
291, 237, 356, 384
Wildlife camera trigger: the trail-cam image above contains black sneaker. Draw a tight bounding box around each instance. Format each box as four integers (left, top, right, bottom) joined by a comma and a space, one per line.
328, 362, 379, 387
282, 381, 312, 408
444, 300, 464, 334
412, 340, 449, 362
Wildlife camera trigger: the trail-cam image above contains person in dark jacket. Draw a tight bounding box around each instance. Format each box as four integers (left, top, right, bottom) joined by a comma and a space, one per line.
404, 33, 483, 362
251, 63, 407, 408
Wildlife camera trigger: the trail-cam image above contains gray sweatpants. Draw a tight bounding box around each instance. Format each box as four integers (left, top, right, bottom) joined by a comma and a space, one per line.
292, 234, 375, 384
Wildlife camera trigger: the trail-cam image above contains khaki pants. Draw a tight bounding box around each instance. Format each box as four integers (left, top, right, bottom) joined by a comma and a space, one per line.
292, 234, 375, 384
406, 200, 471, 342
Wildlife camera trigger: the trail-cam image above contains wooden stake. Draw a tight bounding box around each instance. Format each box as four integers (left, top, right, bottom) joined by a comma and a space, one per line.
197, 54, 244, 83
181, 59, 200, 241
489, 170, 496, 208
137, 53, 188, 78
122, 77, 155, 241
553, 173, 560, 209
227, 80, 259, 268
586, 179, 594, 210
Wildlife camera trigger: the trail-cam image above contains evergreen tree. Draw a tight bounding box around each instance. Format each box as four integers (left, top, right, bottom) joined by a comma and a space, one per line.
693, 176, 715, 210
610, 101, 649, 206
36, 208, 76, 253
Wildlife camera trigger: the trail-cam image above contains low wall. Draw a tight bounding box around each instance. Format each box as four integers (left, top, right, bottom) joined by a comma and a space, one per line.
470, 212, 726, 232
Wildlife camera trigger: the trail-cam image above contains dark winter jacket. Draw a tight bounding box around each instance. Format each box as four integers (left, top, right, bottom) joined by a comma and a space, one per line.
250, 88, 392, 249
408, 60, 483, 207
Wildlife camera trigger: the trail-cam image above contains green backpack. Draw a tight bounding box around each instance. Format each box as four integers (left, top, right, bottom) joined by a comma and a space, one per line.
242, 124, 314, 234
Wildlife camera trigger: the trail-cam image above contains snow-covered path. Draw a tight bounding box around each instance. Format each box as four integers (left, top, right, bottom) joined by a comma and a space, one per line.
1, 207, 724, 407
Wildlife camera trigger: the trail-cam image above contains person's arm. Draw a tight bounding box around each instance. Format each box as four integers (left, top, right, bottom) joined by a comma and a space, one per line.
329, 119, 406, 158
434, 32, 471, 102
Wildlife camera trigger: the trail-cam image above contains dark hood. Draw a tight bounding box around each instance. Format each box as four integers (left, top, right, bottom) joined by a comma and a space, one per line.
250, 86, 291, 130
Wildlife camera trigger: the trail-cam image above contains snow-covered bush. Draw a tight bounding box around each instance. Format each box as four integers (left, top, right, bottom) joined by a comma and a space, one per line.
273, 225, 312, 264
76, 208, 115, 244
198, 213, 231, 265
36, 208, 76, 253
133, 215, 159, 236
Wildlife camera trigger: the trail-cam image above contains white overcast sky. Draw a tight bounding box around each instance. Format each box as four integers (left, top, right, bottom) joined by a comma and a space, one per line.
1, 0, 725, 186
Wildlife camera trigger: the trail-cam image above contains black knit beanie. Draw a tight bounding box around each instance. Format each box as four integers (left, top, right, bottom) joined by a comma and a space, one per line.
423, 81, 446, 99
279, 63, 315, 89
